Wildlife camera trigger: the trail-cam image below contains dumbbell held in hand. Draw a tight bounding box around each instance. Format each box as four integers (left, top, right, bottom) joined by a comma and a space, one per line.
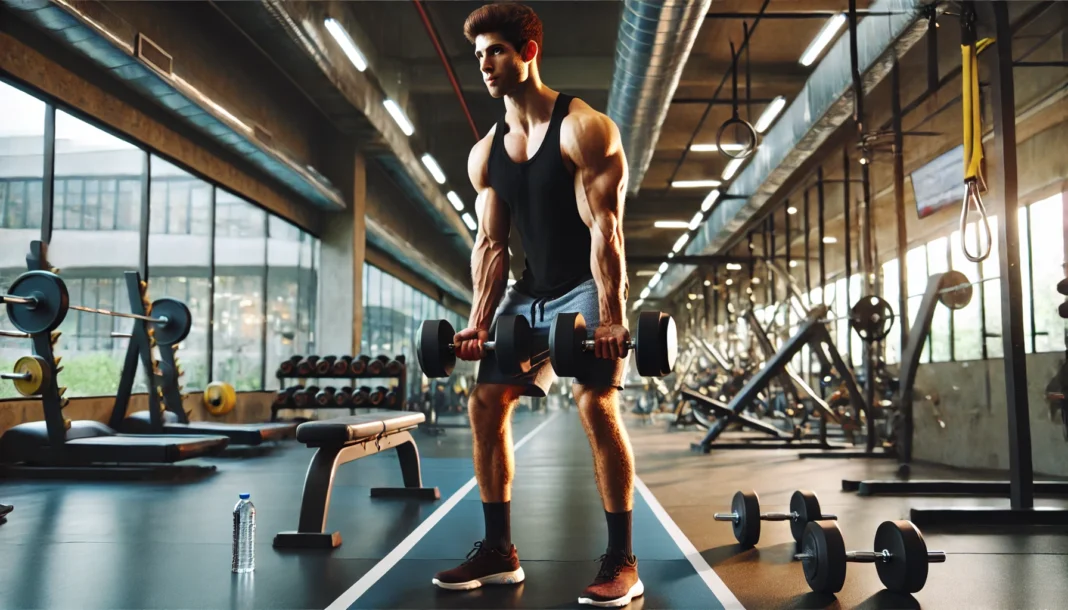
713, 490, 837, 548
417, 315, 532, 378
549, 310, 677, 378
795, 520, 945, 595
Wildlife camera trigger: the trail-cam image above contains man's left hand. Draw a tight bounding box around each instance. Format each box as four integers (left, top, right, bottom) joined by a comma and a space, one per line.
593, 324, 630, 360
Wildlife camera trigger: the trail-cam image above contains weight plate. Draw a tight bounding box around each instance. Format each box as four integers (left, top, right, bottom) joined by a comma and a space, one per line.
789, 490, 822, 543
1059, 278, 1068, 297
549, 312, 586, 378
874, 520, 929, 594
659, 313, 679, 376
203, 381, 236, 416
417, 319, 455, 378
731, 490, 761, 548
1060, 301, 1068, 320
5, 271, 68, 335
12, 355, 48, 397
800, 521, 847, 594
850, 296, 895, 342
150, 298, 192, 346
495, 314, 533, 376
938, 270, 973, 310
635, 312, 661, 377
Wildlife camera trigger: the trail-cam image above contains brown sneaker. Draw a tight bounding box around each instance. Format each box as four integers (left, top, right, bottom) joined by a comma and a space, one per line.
432, 540, 525, 590
578, 550, 644, 607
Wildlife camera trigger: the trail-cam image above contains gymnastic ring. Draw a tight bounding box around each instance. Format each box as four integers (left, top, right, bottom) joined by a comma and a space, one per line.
716, 117, 758, 160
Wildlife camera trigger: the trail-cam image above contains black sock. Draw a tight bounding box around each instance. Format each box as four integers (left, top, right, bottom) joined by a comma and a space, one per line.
606, 510, 632, 557
483, 501, 511, 552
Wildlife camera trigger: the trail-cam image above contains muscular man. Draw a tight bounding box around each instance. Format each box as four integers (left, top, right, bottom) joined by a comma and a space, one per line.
431, 3, 641, 607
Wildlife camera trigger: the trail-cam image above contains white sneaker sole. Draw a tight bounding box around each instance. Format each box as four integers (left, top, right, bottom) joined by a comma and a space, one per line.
431, 567, 526, 590
577, 579, 645, 607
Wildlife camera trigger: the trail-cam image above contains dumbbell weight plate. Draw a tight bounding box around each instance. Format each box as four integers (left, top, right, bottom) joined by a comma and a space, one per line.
5, 271, 68, 335
494, 314, 532, 376
874, 520, 929, 594
789, 490, 822, 543
849, 296, 895, 342
1059, 301, 1068, 320
938, 270, 973, 310
730, 490, 761, 548
150, 298, 192, 346
549, 312, 586, 378
12, 355, 49, 397
800, 521, 847, 594
635, 311, 677, 377
418, 319, 456, 378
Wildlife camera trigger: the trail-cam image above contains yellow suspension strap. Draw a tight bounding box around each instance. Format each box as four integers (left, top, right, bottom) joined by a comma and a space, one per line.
959, 6, 995, 263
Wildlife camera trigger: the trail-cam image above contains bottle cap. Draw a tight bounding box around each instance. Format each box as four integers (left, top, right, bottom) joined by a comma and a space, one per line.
239, 493, 250, 500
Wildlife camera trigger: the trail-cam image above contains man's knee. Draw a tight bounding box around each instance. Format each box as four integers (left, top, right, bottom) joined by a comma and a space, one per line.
468, 383, 522, 422
574, 384, 621, 421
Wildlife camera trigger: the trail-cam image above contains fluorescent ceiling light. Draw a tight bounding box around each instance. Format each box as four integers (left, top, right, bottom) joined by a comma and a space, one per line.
701, 189, 721, 212
726, 278, 734, 286
722, 158, 744, 181
704, 279, 711, 286
649, 273, 662, 288
383, 100, 414, 136
636, 270, 657, 277
446, 191, 464, 212
667, 252, 675, 259
658, 262, 668, 274
726, 263, 743, 270
653, 220, 690, 229
462, 212, 477, 231
822, 236, 838, 244
690, 143, 747, 153
787, 206, 798, 215
688, 211, 704, 231
672, 233, 690, 253
421, 154, 446, 184
632, 298, 645, 310
800, 14, 847, 67
324, 18, 368, 72
754, 96, 787, 133
789, 260, 799, 268
671, 179, 721, 188
640, 287, 651, 299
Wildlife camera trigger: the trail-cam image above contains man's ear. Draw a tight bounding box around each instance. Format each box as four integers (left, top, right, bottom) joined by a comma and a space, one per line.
522, 40, 539, 63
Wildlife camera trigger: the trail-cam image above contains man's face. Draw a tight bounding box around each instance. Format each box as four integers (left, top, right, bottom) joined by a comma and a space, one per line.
474, 33, 531, 98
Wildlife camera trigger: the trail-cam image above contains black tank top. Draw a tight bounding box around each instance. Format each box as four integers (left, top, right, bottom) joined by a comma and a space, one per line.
489, 93, 593, 299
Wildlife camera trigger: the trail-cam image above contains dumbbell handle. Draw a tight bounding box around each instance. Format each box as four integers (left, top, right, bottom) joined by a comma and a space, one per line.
714, 511, 838, 522
449, 340, 498, 352
1, 372, 32, 381
580, 339, 636, 351
796, 550, 946, 563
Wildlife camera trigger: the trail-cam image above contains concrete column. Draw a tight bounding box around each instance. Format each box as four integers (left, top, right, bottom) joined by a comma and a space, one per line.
317, 148, 367, 356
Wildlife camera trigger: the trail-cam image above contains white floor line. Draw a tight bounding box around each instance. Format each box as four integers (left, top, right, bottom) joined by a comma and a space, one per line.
325, 410, 562, 610
634, 477, 746, 610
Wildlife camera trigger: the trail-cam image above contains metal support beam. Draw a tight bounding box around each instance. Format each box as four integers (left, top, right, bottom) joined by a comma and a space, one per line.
892, 59, 909, 359
706, 10, 901, 19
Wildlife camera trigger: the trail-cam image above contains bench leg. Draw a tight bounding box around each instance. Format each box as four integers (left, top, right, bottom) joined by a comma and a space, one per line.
273, 431, 440, 550
370, 435, 441, 500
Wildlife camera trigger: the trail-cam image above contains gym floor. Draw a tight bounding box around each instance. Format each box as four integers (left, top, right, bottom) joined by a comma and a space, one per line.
0, 408, 1066, 609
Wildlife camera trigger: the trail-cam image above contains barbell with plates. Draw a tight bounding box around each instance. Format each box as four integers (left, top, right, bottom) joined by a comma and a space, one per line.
2, 271, 191, 346
417, 315, 532, 378
795, 520, 945, 595
1, 355, 50, 397
550, 310, 677, 378
713, 490, 837, 548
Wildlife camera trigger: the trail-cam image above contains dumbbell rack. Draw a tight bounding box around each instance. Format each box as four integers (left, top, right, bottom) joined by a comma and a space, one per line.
272, 355, 407, 422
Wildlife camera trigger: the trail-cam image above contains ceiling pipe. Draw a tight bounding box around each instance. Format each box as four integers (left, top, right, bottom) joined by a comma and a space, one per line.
412, 0, 480, 142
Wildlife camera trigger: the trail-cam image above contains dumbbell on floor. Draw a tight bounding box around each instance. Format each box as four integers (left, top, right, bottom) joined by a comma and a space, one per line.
418, 316, 532, 378
549, 310, 677, 378
713, 490, 837, 548
795, 520, 945, 595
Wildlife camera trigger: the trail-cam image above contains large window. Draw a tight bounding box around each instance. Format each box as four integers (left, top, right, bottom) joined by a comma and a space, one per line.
0, 77, 320, 399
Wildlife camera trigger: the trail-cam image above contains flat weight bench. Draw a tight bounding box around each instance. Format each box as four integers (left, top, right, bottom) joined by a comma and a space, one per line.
273, 412, 441, 549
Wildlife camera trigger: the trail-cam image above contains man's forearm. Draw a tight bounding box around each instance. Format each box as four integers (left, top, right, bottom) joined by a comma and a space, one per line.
468, 232, 510, 330
591, 228, 627, 326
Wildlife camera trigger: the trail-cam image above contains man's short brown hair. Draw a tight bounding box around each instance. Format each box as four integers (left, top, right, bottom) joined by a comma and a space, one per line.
464, 2, 543, 61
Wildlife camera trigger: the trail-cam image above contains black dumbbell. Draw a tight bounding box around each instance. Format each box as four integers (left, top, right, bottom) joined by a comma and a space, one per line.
385, 356, 404, 375
417, 315, 532, 378
352, 386, 371, 406
713, 490, 836, 548
795, 520, 945, 595
279, 356, 302, 376
273, 386, 298, 408
315, 356, 337, 375
333, 386, 353, 407
296, 356, 320, 376
549, 310, 677, 378
1058, 278, 1068, 296
315, 386, 336, 406
293, 386, 319, 408
351, 355, 370, 376
332, 356, 353, 376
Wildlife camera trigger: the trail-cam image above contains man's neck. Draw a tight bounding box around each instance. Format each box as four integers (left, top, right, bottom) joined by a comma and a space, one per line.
503, 79, 557, 133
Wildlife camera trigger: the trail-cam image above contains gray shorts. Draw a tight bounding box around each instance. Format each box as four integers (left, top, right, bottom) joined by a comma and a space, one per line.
476, 278, 629, 397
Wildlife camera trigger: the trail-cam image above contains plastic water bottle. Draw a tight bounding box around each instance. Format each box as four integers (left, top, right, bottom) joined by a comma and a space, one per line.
232, 493, 255, 573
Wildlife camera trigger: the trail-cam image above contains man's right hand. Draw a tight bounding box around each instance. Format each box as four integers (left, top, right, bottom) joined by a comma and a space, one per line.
454, 327, 490, 361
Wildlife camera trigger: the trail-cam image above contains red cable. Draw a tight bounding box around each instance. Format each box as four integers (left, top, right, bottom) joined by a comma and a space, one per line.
412, 0, 480, 142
